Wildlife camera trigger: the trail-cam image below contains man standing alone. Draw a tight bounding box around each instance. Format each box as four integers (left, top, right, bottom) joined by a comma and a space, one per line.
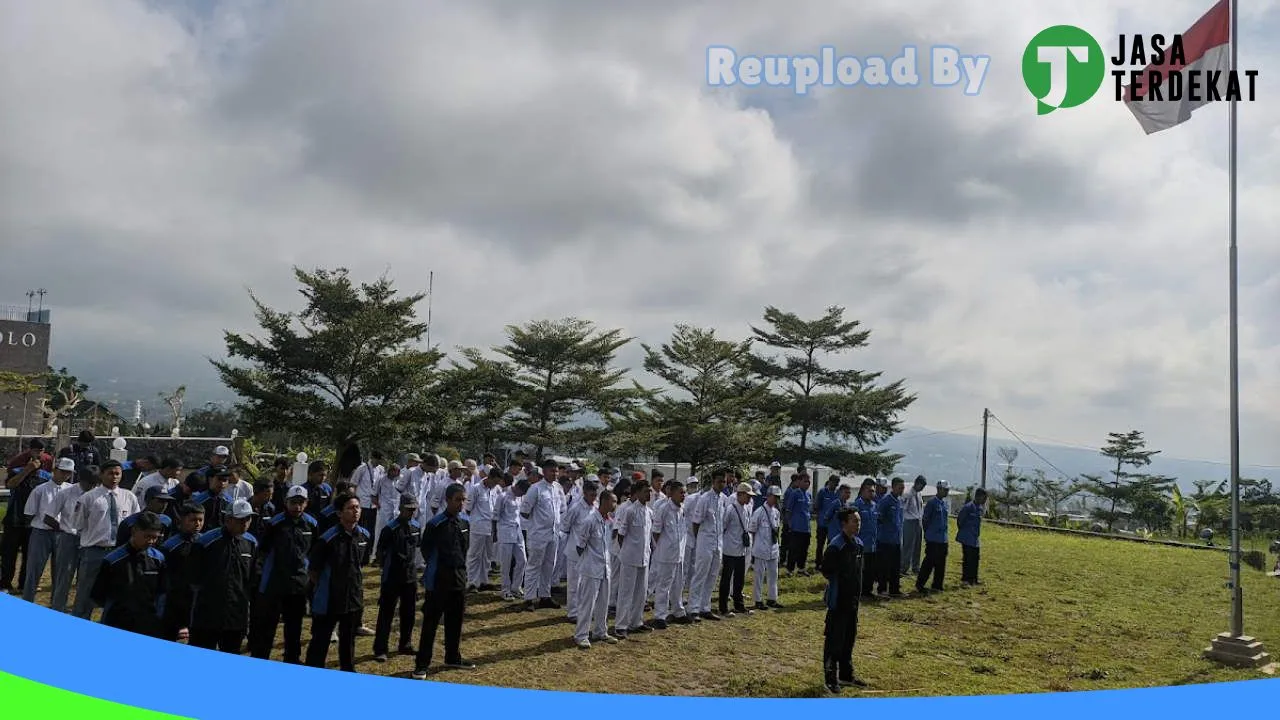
821, 508, 867, 693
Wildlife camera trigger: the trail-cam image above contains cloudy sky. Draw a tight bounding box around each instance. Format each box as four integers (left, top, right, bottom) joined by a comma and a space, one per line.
1, 0, 1276, 468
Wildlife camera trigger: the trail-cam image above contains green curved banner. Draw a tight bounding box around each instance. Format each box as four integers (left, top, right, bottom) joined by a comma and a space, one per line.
0, 671, 191, 719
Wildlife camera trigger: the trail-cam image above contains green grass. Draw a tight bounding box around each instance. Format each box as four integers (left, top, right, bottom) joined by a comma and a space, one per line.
15, 522, 1280, 696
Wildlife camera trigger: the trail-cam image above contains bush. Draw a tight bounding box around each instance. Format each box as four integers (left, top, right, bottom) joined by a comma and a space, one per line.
1243, 550, 1266, 571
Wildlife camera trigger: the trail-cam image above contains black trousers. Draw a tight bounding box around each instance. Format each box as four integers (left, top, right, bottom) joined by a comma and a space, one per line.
0, 524, 30, 591
249, 593, 308, 663
415, 589, 465, 670
718, 555, 747, 613
822, 604, 859, 682
785, 530, 811, 572
189, 628, 245, 654
814, 527, 829, 567
961, 544, 980, 584
373, 581, 418, 655
876, 544, 901, 594
917, 541, 948, 590
359, 510, 377, 564
861, 551, 878, 595
307, 610, 360, 672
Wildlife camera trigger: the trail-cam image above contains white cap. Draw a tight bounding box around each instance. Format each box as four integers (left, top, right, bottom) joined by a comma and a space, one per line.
56, 457, 76, 472
936, 479, 950, 489
685, 475, 698, 486
447, 460, 463, 470
769, 486, 783, 497
213, 445, 230, 456
569, 462, 582, 472
228, 498, 257, 519
770, 461, 781, 468
286, 485, 308, 501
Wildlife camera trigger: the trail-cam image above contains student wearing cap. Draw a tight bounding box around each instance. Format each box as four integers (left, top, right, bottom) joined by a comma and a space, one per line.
188, 498, 259, 653
373, 493, 423, 662
916, 480, 951, 594
821, 507, 867, 693
573, 489, 618, 649
46, 465, 97, 612
813, 476, 841, 567
852, 480, 880, 598
614, 481, 654, 636
650, 479, 688, 627
688, 469, 729, 621
718, 482, 756, 617
413, 483, 475, 677
89, 510, 167, 636
116, 487, 175, 547
783, 472, 813, 576
520, 460, 563, 611
132, 457, 182, 505
956, 488, 987, 586
560, 480, 598, 622
72, 460, 140, 619
352, 451, 385, 562
249, 484, 315, 663
749, 485, 784, 610
874, 477, 888, 501
494, 475, 527, 601
185, 445, 231, 489
192, 466, 235, 527
159, 501, 205, 642
464, 468, 501, 592
306, 493, 370, 671
874, 477, 906, 596
21, 457, 75, 602
900, 476, 928, 577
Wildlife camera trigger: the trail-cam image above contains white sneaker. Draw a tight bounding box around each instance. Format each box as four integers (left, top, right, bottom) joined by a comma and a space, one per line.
576, 639, 591, 649
595, 634, 619, 644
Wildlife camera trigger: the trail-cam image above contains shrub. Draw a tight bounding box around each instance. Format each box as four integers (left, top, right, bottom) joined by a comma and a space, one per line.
1242, 550, 1265, 571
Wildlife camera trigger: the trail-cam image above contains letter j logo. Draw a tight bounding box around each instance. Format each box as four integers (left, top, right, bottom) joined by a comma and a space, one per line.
1022, 25, 1106, 115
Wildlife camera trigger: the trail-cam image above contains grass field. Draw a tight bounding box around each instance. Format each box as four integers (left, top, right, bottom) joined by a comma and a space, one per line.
11, 522, 1280, 697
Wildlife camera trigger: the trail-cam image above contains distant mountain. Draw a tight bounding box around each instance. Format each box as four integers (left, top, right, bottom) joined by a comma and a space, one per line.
882, 426, 1274, 492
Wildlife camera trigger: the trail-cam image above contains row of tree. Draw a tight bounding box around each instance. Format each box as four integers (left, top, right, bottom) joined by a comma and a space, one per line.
212, 267, 918, 475
986, 431, 1279, 537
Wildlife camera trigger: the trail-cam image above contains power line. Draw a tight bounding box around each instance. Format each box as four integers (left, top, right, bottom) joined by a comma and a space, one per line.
892, 423, 981, 442
992, 428, 1280, 470
986, 412, 1075, 480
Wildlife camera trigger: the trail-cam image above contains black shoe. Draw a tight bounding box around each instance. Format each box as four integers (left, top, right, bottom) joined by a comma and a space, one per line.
631, 624, 653, 633
734, 606, 752, 615
767, 600, 782, 609
701, 612, 722, 621
720, 609, 735, 618
538, 598, 561, 609
397, 645, 414, 655
444, 659, 476, 670
650, 618, 669, 629
888, 591, 905, 598
840, 675, 868, 688
672, 614, 693, 625
373, 653, 388, 663
825, 680, 841, 694
754, 602, 768, 611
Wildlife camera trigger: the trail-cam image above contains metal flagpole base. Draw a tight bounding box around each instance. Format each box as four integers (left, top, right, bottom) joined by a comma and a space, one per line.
1203, 632, 1273, 669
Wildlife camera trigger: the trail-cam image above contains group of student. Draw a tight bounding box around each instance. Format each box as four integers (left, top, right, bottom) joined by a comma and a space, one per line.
4, 437, 990, 692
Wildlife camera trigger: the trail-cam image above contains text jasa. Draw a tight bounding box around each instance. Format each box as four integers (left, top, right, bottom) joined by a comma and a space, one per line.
1113, 34, 1259, 103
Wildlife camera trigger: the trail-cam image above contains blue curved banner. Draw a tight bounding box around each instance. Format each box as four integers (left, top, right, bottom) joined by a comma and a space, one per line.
0, 593, 1275, 717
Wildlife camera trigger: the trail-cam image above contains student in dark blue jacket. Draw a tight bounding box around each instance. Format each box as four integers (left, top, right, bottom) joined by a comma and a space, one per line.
820, 507, 866, 694
90, 511, 167, 637
373, 494, 422, 662
412, 483, 474, 679
956, 488, 987, 586
874, 477, 905, 596
305, 493, 369, 672
813, 476, 841, 566
852, 479, 879, 597
916, 480, 952, 594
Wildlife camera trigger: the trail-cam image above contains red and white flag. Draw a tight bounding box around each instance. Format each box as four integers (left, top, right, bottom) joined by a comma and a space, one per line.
1124, 0, 1230, 134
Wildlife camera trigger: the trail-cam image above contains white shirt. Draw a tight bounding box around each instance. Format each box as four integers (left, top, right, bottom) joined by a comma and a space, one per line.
429, 471, 457, 512
721, 498, 752, 557
374, 472, 403, 512
50, 484, 88, 535
683, 491, 701, 542
689, 490, 726, 552
75, 485, 140, 548
226, 479, 254, 502
749, 504, 781, 560
563, 497, 593, 554
552, 483, 569, 529
495, 489, 523, 545
576, 510, 611, 580
351, 462, 384, 507
132, 472, 179, 504
652, 498, 685, 564
467, 482, 498, 534
521, 480, 560, 539
618, 501, 653, 567
902, 487, 925, 520
24, 479, 69, 531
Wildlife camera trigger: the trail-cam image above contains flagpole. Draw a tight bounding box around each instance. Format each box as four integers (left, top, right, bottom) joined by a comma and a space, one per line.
1226, 0, 1242, 641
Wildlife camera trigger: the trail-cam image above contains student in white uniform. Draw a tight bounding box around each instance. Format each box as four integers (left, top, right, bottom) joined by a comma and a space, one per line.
608, 478, 636, 611
650, 479, 690, 627
573, 488, 618, 649
46, 466, 96, 613
465, 468, 501, 591
225, 466, 255, 502
373, 463, 404, 549
351, 452, 386, 550
131, 458, 182, 505
682, 476, 701, 601
688, 468, 729, 621
495, 475, 527, 601
615, 482, 654, 637
561, 480, 598, 622
749, 486, 784, 610
718, 482, 756, 617
21, 458, 75, 602
552, 472, 572, 586
520, 460, 562, 610
71, 460, 140, 619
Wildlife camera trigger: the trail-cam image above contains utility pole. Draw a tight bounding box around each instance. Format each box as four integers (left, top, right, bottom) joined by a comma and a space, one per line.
979, 408, 990, 490
426, 271, 434, 347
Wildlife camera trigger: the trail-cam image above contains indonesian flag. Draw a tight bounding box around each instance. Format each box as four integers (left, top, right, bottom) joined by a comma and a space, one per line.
1124, 0, 1230, 134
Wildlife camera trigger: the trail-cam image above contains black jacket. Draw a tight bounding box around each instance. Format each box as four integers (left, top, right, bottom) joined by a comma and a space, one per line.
159, 531, 198, 628
420, 511, 469, 593
309, 523, 370, 616
90, 544, 167, 636
189, 527, 258, 631
256, 511, 317, 598
821, 532, 864, 612
377, 517, 422, 587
